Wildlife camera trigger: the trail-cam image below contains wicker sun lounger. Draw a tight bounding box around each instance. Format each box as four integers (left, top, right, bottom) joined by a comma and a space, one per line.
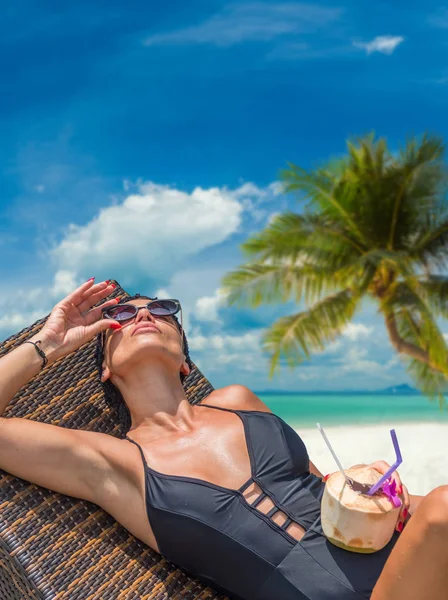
0, 282, 226, 600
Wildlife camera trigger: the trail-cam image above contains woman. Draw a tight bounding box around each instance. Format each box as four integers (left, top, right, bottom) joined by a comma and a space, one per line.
0, 278, 446, 600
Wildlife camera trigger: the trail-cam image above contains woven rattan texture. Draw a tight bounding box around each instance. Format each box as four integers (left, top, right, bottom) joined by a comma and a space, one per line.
0, 283, 225, 600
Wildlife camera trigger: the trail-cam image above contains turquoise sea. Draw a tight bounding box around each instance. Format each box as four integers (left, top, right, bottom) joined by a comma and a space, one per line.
258, 394, 448, 428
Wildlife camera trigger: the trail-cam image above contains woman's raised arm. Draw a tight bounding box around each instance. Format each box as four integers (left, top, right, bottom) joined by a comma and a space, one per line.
0, 279, 127, 504
0, 278, 119, 415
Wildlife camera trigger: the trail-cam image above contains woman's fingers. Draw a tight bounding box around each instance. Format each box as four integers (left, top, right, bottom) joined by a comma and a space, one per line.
370, 461, 410, 531
390, 470, 403, 493
86, 318, 122, 338
370, 460, 391, 476
402, 484, 410, 510
389, 471, 410, 514
59, 277, 96, 307
78, 282, 116, 313
83, 298, 120, 325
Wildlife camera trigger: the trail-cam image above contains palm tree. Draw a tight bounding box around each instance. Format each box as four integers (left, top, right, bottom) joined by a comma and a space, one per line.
222, 134, 448, 402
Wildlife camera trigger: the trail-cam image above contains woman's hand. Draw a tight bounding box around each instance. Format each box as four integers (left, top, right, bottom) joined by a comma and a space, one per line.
368, 460, 410, 532
29, 278, 121, 364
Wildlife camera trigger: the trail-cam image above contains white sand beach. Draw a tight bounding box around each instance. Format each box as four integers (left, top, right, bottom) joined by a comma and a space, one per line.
298, 423, 448, 496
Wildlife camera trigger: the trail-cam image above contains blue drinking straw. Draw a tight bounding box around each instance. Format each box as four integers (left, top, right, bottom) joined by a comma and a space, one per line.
366, 429, 403, 496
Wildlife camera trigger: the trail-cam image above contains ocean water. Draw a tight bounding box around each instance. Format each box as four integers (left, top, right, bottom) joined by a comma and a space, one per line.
258, 394, 448, 428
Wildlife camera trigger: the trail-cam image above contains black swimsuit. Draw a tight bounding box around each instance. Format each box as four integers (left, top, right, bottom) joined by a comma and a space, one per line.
125, 405, 399, 599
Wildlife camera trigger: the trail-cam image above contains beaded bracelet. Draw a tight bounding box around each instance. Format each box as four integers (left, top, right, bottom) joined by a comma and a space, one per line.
24, 340, 48, 369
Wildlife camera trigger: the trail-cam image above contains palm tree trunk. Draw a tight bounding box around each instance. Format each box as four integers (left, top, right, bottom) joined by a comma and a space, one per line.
385, 313, 434, 366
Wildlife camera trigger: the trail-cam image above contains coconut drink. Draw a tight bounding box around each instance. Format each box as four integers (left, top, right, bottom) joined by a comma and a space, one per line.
321, 466, 401, 553
317, 425, 404, 554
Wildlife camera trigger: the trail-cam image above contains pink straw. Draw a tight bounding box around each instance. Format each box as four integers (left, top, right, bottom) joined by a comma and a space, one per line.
367, 429, 402, 496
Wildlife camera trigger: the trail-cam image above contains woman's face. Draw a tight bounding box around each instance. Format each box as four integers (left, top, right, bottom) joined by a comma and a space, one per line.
101, 298, 189, 383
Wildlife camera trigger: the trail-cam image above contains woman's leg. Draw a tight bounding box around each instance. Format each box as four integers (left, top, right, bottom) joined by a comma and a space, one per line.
409, 494, 424, 515
371, 485, 448, 600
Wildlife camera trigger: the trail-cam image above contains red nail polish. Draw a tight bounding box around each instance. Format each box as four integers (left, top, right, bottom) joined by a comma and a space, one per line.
323, 474, 330, 482
110, 283, 116, 289
110, 323, 122, 330
115, 297, 121, 303
87, 277, 95, 282
403, 508, 408, 518
397, 521, 403, 532
398, 486, 403, 494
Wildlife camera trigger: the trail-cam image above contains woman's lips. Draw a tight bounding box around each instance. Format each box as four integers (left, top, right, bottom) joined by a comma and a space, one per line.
132, 324, 160, 335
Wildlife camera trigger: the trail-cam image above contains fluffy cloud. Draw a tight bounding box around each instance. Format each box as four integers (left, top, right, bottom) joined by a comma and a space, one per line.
190, 330, 263, 373
1, 180, 277, 339
195, 289, 228, 322
144, 3, 341, 47
339, 347, 391, 377
50, 270, 79, 298
0, 270, 80, 338
51, 181, 274, 287
353, 35, 404, 55
342, 322, 374, 341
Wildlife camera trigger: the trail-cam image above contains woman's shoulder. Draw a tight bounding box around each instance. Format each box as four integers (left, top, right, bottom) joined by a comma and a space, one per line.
201, 385, 272, 413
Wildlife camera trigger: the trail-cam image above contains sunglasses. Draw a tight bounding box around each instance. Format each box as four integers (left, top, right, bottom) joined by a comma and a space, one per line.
101, 298, 183, 344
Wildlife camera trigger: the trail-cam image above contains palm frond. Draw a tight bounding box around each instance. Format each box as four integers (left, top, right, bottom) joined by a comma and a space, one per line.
281, 164, 366, 245
263, 289, 359, 375
411, 217, 448, 270
222, 261, 342, 308
411, 276, 448, 319
242, 212, 365, 260
405, 358, 447, 407
389, 135, 447, 250
382, 282, 448, 371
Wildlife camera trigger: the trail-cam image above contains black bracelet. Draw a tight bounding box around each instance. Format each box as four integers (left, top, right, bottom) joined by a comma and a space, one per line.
24, 340, 48, 369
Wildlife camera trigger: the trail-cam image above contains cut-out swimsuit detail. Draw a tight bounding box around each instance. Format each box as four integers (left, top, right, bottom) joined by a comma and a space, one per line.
125, 405, 400, 600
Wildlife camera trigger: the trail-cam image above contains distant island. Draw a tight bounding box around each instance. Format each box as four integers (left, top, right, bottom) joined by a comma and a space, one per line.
256, 384, 422, 396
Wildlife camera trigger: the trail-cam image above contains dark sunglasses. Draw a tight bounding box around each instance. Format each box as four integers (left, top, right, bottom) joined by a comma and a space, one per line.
102, 298, 181, 324
101, 298, 183, 347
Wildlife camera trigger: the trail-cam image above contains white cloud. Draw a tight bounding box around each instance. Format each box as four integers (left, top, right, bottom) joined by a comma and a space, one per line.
144, 3, 342, 47
231, 180, 283, 222
267, 181, 284, 196
385, 354, 402, 370
50, 270, 79, 298
1, 175, 278, 339
342, 322, 374, 341
331, 347, 393, 381
296, 367, 320, 381
338, 347, 391, 378
318, 339, 342, 354
189, 330, 261, 352
51, 180, 280, 288
195, 289, 228, 323
154, 288, 171, 299
0, 270, 82, 338
0, 310, 47, 334
353, 35, 404, 55
52, 181, 249, 286
190, 330, 263, 372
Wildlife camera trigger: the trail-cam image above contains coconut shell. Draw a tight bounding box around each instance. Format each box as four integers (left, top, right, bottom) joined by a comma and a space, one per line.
321, 466, 400, 553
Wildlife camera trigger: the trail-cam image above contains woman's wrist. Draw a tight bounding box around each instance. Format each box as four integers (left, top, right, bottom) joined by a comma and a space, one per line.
27, 333, 61, 366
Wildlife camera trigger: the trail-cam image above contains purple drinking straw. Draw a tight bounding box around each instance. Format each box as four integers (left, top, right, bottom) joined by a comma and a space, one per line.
367, 429, 402, 496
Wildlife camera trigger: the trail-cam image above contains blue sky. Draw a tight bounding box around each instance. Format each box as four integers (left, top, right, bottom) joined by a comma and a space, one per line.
2, 1, 448, 391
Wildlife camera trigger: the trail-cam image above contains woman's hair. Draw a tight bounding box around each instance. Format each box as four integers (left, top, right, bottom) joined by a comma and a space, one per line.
94, 294, 192, 437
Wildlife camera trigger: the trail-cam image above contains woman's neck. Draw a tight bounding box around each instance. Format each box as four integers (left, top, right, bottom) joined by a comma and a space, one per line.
113, 362, 194, 438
